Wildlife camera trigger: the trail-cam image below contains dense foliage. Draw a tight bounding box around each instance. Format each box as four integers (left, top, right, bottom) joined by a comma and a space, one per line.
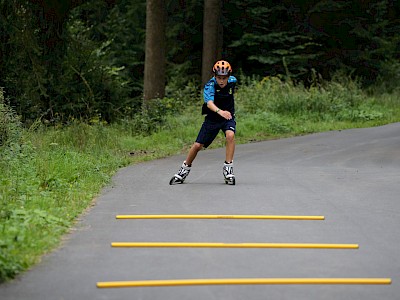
227, 0, 400, 86
0, 0, 399, 124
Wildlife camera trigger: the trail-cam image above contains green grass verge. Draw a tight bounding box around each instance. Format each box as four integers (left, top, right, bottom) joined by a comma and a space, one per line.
1, 77, 400, 282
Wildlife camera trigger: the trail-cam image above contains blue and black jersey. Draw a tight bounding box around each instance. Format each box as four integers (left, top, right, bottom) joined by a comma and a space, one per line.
202, 76, 237, 121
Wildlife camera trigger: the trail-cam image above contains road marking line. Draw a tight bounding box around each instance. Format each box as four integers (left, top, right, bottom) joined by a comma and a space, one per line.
111, 242, 358, 249
116, 214, 325, 220
97, 278, 391, 288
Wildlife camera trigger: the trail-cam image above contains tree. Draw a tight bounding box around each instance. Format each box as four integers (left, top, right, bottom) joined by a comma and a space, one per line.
143, 0, 166, 103
306, 0, 400, 84
227, 0, 322, 80
201, 0, 222, 85
165, 0, 203, 87
1, 0, 399, 125
24, 0, 89, 117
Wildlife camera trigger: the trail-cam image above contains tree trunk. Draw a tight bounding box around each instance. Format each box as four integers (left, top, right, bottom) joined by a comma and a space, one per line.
201, 0, 222, 85
143, 0, 166, 103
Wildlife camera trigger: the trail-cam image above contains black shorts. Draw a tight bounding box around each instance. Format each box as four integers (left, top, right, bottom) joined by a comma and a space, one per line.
195, 118, 236, 148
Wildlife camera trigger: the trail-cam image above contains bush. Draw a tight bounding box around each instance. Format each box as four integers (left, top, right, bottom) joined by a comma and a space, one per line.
0, 89, 22, 148
236, 74, 385, 123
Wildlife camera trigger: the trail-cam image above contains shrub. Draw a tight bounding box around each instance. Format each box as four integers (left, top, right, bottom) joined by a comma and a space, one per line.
236, 74, 385, 122
0, 89, 22, 148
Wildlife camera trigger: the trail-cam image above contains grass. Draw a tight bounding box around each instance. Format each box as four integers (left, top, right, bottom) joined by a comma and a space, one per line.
1, 76, 400, 282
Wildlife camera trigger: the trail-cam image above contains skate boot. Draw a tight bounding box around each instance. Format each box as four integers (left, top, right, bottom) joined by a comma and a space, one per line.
169, 161, 191, 185
223, 162, 235, 185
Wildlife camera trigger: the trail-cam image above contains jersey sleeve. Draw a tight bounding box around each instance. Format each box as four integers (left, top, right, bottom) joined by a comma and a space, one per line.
203, 78, 216, 103
228, 76, 237, 84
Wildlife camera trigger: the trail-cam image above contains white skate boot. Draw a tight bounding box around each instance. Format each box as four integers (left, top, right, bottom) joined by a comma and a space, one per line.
169, 161, 191, 185
223, 162, 235, 185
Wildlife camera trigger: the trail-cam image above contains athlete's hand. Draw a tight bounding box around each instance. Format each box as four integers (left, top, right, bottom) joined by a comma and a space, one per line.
218, 110, 232, 120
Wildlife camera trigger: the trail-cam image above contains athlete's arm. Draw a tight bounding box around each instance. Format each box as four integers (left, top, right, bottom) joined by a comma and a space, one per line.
207, 101, 232, 120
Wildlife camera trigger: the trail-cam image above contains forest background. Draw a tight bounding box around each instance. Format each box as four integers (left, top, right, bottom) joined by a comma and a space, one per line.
0, 0, 399, 282
1, 0, 399, 123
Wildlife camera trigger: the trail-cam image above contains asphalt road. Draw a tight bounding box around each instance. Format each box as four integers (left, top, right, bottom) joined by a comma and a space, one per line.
1, 123, 400, 300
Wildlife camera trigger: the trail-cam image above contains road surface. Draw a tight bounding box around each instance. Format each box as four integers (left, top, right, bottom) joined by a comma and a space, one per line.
1, 123, 399, 299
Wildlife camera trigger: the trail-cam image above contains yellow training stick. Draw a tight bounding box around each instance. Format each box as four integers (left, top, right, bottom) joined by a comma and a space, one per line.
111, 242, 359, 249
97, 277, 391, 288
116, 214, 325, 220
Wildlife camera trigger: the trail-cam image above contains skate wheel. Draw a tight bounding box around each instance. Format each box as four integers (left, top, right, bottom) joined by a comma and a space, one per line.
225, 178, 235, 185
170, 176, 183, 185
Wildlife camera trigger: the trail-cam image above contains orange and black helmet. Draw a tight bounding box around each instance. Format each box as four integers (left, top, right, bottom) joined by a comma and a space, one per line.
213, 60, 232, 76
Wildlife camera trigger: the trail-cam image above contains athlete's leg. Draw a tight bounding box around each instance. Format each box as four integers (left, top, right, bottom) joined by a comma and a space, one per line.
225, 130, 235, 163
187, 119, 219, 166
223, 119, 236, 163
185, 142, 203, 166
